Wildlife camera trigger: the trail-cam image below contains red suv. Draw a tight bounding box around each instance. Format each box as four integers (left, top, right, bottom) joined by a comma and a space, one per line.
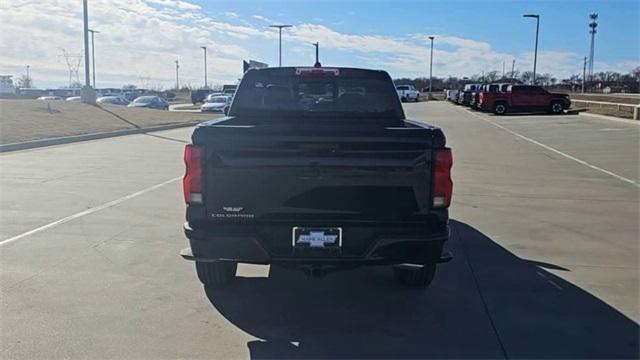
479, 85, 571, 115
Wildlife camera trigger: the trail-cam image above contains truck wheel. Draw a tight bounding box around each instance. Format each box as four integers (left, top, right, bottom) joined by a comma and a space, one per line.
195, 261, 237, 286
550, 101, 564, 114
401, 97, 407, 102
393, 264, 436, 287
493, 103, 508, 115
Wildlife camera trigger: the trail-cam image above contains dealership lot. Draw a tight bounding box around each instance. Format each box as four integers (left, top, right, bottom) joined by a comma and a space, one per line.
1, 102, 638, 358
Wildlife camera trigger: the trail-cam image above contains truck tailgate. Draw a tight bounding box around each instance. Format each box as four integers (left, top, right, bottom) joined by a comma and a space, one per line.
193, 122, 441, 224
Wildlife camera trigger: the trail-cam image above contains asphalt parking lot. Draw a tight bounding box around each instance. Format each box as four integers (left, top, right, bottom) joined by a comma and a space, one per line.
1, 101, 638, 359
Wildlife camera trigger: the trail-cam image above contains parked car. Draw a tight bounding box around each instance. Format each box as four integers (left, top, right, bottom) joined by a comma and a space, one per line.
458, 84, 479, 106
180, 66, 453, 288
472, 84, 499, 109
65, 96, 81, 102
469, 84, 485, 109
478, 85, 571, 115
204, 93, 225, 102
190, 89, 215, 104
97, 96, 130, 106
396, 85, 420, 102
37, 96, 63, 101
127, 96, 169, 110
200, 95, 232, 112
446, 89, 459, 102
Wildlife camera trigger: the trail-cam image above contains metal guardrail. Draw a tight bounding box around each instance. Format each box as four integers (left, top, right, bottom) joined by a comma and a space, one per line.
571, 99, 640, 120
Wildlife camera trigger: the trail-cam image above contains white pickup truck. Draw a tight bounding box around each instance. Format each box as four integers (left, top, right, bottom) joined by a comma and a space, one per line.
396, 85, 420, 102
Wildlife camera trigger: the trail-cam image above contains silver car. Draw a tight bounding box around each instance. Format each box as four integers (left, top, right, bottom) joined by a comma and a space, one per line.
201, 95, 231, 113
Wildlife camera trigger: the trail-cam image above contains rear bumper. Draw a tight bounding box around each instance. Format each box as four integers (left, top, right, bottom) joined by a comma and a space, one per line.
182, 222, 449, 266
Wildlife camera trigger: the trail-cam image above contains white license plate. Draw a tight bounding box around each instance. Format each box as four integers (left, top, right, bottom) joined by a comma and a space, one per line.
292, 227, 342, 248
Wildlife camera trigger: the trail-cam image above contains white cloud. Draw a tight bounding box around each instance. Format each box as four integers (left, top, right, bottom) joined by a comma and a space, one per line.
0, 1, 635, 89
252, 15, 270, 22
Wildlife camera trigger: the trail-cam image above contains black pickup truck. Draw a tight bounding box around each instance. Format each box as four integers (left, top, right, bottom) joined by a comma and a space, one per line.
181, 66, 453, 288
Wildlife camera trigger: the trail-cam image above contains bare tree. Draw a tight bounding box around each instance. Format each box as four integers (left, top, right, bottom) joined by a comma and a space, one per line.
520, 71, 534, 84
485, 71, 499, 82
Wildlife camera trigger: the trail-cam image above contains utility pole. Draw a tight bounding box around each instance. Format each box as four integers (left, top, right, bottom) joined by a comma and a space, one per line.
312, 42, 321, 67
88, 29, 99, 88
582, 56, 587, 93
81, 0, 95, 103
269, 24, 292, 67
175, 60, 180, 90
26, 65, 30, 88
523, 14, 540, 84
511, 59, 516, 84
201, 46, 207, 88
588, 13, 598, 85
428, 36, 434, 100
502, 61, 505, 78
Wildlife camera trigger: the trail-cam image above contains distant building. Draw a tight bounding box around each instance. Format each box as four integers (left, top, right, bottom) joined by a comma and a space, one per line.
0, 75, 16, 95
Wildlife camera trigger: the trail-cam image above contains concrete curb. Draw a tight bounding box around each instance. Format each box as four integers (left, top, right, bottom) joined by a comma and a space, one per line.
578, 112, 639, 125
0, 122, 197, 153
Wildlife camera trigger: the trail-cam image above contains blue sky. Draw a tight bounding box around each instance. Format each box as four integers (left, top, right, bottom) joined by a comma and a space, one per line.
1, 0, 638, 88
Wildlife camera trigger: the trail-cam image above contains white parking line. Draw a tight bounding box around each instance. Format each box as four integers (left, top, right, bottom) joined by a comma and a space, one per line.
0, 176, 181, 247
462, 109, 640, 187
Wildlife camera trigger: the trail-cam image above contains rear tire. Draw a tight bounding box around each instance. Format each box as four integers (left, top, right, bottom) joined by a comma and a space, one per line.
196, 261, 237, 286
393, 264, 437, 287
493, 102, 508, 115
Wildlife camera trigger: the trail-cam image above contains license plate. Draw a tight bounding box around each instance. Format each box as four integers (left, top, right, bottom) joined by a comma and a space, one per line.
292, 227, 342, 248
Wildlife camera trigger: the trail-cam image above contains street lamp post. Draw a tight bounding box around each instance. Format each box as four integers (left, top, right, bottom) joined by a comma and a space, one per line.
428, 36, 434, 100
88, 29, 99, 88
523, 14, 540, 85
201, 46, 207, 88
81, 0, 95, 103
175, 60, 180, 90
269, 24, 292, 67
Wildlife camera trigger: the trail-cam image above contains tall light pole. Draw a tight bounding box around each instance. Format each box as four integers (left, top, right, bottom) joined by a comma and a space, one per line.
511, 59, 516, 84
312, 42, 320, 67
26, 65, 30, 88
523, 14, 540, 85
81, 0, 95, 103
201, 46, 207, 88
582, 56, 587, 93
175, 60, 180, 90
269, 24, 292, 67
428, 36, 434, 100
88, 29, 99, 88
588, 13, 598, 86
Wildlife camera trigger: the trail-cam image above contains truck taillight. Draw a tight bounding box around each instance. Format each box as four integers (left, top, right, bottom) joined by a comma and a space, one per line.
433, 147, 453, 208
479, 93, 484, 102
183, 144, 202, 204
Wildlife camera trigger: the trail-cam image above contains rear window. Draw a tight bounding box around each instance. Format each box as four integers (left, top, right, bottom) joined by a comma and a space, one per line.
230, 68, 404, 120
396, 85, 409, 90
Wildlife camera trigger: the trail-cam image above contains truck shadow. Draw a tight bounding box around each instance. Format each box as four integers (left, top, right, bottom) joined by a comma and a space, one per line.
204, 220, 639, 359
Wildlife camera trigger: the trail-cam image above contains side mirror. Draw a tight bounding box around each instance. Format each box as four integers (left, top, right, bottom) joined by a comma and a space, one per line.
223, 106, 230, 116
